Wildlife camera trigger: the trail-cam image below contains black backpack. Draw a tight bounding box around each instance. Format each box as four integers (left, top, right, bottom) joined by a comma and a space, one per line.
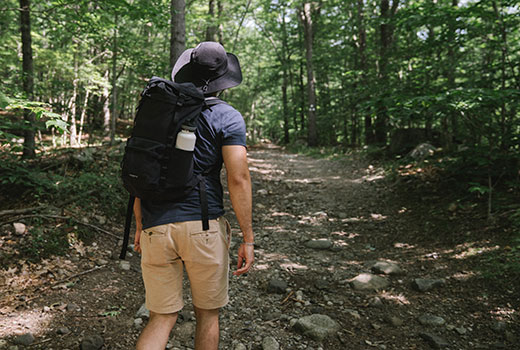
119, 76, 223, 259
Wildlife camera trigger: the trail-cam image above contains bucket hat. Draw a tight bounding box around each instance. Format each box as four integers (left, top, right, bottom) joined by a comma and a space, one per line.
171, 41, 242, 94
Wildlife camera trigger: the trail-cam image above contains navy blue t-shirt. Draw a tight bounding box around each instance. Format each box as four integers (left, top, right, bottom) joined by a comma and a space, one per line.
140, 102, 246, 230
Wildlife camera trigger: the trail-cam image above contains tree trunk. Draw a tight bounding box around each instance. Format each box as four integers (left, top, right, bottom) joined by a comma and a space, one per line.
300, 2, 318, 147
77, 90, 90, 145
70, 52, 79, 146
19, 0, 36, 158
217, 0, 224, 43
170, 0, 186, 70
205, 0, 217, 41
281, 4, 290, 144
103, 71, 110, 136
110, 13, 118, 145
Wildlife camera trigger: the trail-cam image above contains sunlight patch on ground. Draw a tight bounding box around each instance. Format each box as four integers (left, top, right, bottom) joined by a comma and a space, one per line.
279, 260, 309, 272
0, 310, 54, 338
453, 243, 500, 260
393, 242, 417, 250
379, 291, 411, 305
270, 211, 296, 218
490, 306, 517, 320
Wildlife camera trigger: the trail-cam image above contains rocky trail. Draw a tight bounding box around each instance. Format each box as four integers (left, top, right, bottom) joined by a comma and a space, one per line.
1, 145, 518, 350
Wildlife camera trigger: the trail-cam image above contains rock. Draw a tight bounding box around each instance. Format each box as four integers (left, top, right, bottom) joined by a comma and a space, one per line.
13, 333, 35, 346
0, 339, 7, 348
262, 336, 280, 350
135, 303, 150, 319
409, 143, 436, 160
8, 346, 18, 350
13, 223, 26, 235
304, 238, 333, 250
119, 260, 131, 271
257, 189, 268, 195
96, 259, 109, 266
368, 296, 384, 307
387, 315, 404, 327
267, 279, 288, 294
134, 318, 143, 327
234, 343, 247, 350
455, 327, 467, 335
314, 279, 329, 290
419, 332, 449, 349
371, 261, 403, 275
67, 303, 80, 312
179, 310, 192, 322
57, 327, 71, 335
292, 314, 340, 341
412, 278, 445, 292
350, 273, 389, 291
173, 322, 195, 342
418, 314, 446, 326
80, 335, 104, 350
345, 309, 361, 320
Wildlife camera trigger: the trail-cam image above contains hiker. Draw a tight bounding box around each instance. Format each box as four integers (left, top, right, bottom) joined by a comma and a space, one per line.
133, 41, 254, 350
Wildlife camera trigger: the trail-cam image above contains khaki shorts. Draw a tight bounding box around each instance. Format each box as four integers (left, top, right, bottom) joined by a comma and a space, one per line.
140, 217, 231, 314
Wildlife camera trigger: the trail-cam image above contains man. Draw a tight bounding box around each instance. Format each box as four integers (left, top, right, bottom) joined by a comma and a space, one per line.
132, 41, 254, 350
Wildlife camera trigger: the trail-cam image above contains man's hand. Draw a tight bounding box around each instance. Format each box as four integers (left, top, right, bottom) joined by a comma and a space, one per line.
233, 243, 254, 276
134, 228, 142, 254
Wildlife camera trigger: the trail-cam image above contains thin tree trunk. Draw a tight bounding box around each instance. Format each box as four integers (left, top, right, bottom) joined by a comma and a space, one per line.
205, 0, 217, 41
103, 71, 110, 136
19, 0, 35, 158
281, 4, 290, 144
110, 13, 118, 145
70, 52, 79, 146
170, 0, 186, 71
300, 2, 318, 147
77, 90, 90, 145
217, 0, 224, 43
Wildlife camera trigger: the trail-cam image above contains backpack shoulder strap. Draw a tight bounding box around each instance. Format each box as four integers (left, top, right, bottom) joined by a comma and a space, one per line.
204, 96, 228, 108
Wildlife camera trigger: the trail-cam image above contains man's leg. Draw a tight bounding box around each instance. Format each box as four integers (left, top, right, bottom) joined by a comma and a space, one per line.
194, 306, 219, 350
136, 311, 177, 350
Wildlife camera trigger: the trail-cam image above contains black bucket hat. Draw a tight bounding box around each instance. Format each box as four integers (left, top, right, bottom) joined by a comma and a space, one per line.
171, 41, 242, 94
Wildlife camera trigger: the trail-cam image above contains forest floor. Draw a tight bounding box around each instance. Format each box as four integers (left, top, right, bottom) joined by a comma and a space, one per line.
0, 144, 518, 350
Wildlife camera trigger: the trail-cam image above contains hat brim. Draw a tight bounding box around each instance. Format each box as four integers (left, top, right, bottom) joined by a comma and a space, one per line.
171, 49, 242, 94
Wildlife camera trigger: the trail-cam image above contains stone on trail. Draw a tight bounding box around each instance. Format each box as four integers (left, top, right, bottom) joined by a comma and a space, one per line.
371, 260, 403, 275
412, 278, 445, 292
292, 314, 340, 341
386, 315, 404, 327
262, 336, 280, 350
267, 279, 288, 294
13, 333, 35, 346
418, 314, 446, 326
13, 223, 26, 235
80, 334, 104, 350
350, 273, 389, 291
304, 238, 333, 250
135, 303, 150, 319
419, 332, 449, 349
119, 260, 131, 271
57, 327, 71, 335
234, 343, 247, 350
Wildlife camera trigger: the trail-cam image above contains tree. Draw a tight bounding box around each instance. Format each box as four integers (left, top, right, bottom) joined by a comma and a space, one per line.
300, 2, 318, 147
170, 0, 186, 70
19, 0, 35, 158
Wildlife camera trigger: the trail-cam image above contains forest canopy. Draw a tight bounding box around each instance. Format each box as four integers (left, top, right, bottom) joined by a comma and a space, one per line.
1, 0, 519, 205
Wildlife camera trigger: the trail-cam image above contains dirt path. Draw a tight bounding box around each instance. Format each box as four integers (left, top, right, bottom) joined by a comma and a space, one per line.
1, 145, 518, 349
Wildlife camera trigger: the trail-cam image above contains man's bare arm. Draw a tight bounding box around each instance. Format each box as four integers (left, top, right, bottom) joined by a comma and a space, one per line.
222, 145, 254, 276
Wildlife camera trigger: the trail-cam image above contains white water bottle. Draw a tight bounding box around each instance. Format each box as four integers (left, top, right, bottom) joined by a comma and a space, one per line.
175, 125, 197, 151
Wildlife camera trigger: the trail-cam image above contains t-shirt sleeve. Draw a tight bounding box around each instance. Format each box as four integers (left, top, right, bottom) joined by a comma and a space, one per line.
222, 109, 247, 146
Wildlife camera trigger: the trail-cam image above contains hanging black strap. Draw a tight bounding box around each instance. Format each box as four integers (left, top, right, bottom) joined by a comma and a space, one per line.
198, 175, 210, 231
120, 195, 135, 260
